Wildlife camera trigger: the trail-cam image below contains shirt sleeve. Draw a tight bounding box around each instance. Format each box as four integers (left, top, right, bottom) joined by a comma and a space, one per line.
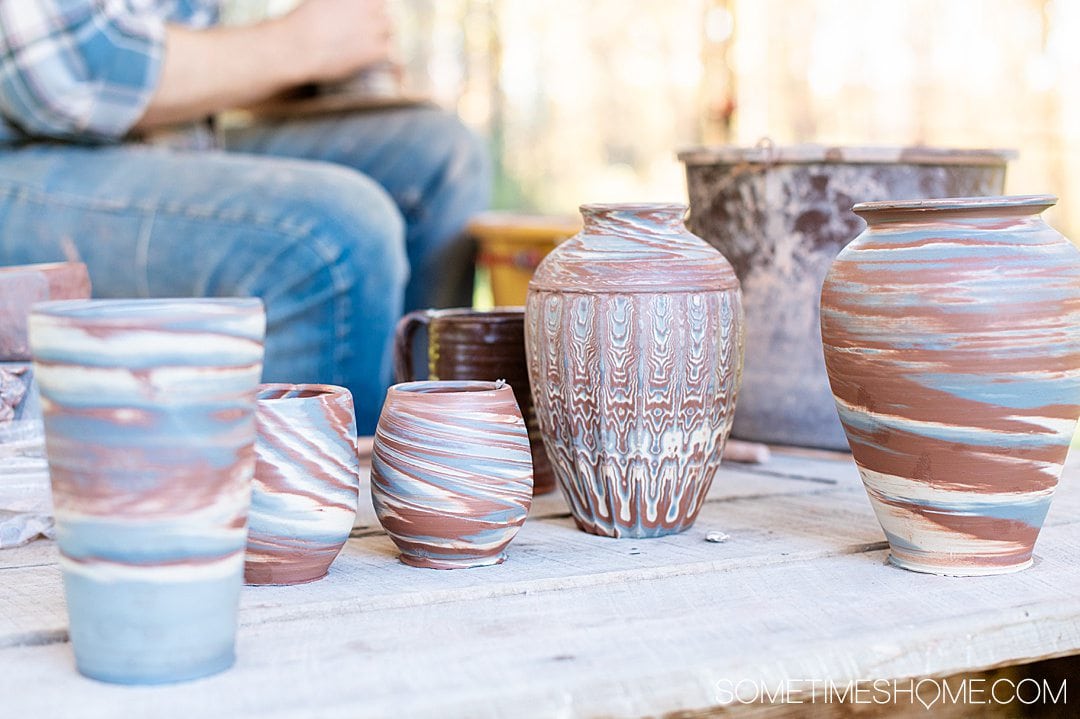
0, 0, 166, 142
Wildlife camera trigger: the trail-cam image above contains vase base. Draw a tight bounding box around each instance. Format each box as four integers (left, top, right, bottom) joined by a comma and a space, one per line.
888, 553, 1033, 577
399, 552, 507, 570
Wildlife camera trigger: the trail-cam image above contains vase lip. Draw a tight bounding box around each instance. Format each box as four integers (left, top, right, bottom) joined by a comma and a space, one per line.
389, 379, 512, 396
580, 202, 688, 217
853, 194, 1057, 217
30, 297, 265, 322
257, 383, 351, 402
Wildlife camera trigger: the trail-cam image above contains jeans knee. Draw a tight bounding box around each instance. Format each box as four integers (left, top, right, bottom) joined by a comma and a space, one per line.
267, 163, 409, 303
427, 110, 491, 197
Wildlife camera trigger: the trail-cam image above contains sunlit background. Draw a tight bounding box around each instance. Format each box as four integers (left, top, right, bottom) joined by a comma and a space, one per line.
392, 0, 1076, 237
225, 0, 1077, 236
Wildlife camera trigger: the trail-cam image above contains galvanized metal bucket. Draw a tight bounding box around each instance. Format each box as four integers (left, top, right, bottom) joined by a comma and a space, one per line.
679, 144, 1014, 450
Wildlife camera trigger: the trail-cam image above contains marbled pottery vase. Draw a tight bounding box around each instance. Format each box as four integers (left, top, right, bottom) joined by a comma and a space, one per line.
525, 203, 744, 538
245, 384, 359, 585
371, 380, 533, 569
28, 298, 265, 684
821, 195, 1080, 576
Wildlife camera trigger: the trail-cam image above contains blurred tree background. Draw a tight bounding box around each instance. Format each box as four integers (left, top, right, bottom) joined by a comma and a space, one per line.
229, 0, 1077, 237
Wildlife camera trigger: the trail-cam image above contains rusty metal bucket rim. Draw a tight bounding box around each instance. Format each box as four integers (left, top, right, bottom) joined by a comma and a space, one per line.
677, 144, 1017, 166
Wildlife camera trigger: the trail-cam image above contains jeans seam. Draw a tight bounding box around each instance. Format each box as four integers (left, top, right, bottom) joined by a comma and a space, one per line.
0, 181, 317, 237
0, 181, 351, 386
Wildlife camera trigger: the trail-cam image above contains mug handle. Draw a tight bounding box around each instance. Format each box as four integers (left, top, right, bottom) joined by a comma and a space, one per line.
393, 310, 433, 383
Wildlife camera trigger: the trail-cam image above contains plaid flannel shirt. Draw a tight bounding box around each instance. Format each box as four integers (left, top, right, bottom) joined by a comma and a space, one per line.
0, 0, 219, 145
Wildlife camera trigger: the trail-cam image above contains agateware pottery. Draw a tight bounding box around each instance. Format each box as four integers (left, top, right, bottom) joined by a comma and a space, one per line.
245, 383, 360, 585
29, 298, 265, 683
0, 262, 90, 428
680, 145, 1013, 449
525, 203, 743, 538
393, 307, 555, 495
820, 195, 1080, 575
371, 380, 533, 569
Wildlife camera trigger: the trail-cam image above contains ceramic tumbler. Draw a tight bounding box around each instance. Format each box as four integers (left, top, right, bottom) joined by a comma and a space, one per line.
393, 307, 556, 495
371, 380, 533, 569
29, 298, 265, 684
245, 383, 359, 585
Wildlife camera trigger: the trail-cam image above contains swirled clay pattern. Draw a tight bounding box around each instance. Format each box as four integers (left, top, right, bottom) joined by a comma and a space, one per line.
526, 204, 744, 538
821, 196, 1080, 575
29, 298, 265, 684
246, 384, 359, 585
371, 381, 533, 569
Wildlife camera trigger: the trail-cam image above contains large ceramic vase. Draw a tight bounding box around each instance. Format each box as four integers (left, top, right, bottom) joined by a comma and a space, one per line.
525, 203, 744, 538
821, 195, 1080, 576
29, 298, 265, 683
245, 383, 359, 586
371, 380, 533, 569
680, 145, 1013, 449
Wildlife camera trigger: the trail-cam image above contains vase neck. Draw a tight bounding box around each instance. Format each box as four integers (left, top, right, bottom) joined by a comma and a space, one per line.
580, 203, 688, 235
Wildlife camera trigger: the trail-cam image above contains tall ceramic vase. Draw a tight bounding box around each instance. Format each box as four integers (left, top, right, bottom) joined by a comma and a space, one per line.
29, 298, 265, 683
821, 195, 1080, 576
525, 203, 744, 538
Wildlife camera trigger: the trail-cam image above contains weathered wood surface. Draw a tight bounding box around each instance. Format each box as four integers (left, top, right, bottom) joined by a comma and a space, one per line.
2, 449, 1079, 718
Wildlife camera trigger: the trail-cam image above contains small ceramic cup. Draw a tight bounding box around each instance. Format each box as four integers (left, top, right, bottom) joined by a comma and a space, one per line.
0, 261, 91, 361
245, 383, 360, 585
0, 262, 91, 428
393, 307, 556, 495
371, 380, 533, 569
29, 298, 265, 685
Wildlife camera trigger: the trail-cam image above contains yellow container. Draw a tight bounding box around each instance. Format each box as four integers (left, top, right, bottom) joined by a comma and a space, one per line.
470, 213, 580, 307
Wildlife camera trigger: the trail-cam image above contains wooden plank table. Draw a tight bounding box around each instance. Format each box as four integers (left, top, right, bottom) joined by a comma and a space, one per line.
2, 447, 1078, 717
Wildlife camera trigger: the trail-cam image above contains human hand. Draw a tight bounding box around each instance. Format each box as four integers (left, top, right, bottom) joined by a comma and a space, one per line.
286, 0, 394, 83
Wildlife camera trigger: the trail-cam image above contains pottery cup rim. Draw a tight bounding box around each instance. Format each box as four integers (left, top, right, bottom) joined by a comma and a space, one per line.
257, 383, 352, 402
0, 260, 86, 276
423, 307, 525, 324
389, 379, 512, 396
30, 297, 264, 324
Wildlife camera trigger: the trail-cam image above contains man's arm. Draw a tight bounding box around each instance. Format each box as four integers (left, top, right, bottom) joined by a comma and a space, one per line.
136, 0, 392, 131
0, 0, 390, 141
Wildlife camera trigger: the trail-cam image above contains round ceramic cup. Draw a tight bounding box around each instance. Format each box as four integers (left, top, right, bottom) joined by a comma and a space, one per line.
393, 307, 556, 496
371, 380, 533, 569
245, 383, 359, 585
29, 298, 265, 684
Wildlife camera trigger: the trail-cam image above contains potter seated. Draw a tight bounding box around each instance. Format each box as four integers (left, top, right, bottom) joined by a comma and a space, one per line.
0, 0, 490, 434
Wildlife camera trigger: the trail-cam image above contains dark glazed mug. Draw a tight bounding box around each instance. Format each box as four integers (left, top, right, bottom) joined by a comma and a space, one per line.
393, 308, 554, 495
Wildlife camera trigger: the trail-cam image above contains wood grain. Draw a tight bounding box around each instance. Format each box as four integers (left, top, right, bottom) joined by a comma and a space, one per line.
1, 449, 1077, 717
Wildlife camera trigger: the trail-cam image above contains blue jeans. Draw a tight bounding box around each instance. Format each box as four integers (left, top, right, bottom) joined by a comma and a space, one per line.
0, 107, 491, 432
